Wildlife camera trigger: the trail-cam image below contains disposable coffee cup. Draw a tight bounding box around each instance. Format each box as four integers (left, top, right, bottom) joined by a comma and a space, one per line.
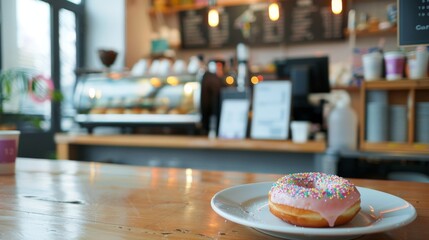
384, 51, 405, 81
0, 130, 20, 175
407, 50, 429, 79
291, 121, 311, 143
363, 52, 383, 81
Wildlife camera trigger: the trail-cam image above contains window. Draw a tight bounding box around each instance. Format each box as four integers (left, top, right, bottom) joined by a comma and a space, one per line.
59, 8, 78, 129
0, 0, 84, 132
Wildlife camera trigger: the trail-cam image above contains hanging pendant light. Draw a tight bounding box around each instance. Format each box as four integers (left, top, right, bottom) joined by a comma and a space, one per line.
331, 0, 343, 15
208, 0, 219, 27
268, 1, 280, 22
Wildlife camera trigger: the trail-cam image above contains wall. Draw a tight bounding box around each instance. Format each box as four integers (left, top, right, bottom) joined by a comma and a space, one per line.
0, 0, 18, 70
125, 0, 152, 67
85, 0, 126, 70
125, 0, 399, 87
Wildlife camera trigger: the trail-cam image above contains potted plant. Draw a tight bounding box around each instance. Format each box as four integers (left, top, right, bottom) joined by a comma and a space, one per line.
0, 68, 62, 130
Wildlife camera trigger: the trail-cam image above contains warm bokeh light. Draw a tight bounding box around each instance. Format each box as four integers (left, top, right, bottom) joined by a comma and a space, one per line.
166, 76, 179, 86
208, 8, 219, 27
331, 0, 343, 14
268, 2, 280, 21
184, 82, 198, 95
150, 77, 162, 87
225, 76, 235, 85
109, 72, 122, 79
251, 76, 259, 85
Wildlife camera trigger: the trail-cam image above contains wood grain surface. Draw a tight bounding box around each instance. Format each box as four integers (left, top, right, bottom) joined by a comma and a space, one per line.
0, 158, 427, 239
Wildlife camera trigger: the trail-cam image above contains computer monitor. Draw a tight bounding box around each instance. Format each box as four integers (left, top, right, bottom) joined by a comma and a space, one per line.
275, 56, 330, 95
275, 56, 330, 126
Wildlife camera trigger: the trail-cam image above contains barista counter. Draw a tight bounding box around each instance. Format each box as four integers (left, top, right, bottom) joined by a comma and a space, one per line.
55, 134, 328, 174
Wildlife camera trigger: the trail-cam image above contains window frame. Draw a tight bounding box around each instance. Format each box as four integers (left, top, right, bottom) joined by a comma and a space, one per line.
0, 0, 85, 132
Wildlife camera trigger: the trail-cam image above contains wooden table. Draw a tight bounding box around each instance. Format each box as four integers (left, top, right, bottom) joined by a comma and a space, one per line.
1, 158, 427, 239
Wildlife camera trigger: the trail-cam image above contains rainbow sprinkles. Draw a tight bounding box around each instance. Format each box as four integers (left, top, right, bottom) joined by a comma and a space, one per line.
270, 172, 356, 200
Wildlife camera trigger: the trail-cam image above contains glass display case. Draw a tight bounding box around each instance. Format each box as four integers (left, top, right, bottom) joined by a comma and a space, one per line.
73, 73, 202, 131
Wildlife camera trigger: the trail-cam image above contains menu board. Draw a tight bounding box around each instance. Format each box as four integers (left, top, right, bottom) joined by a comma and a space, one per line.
284, 0, 346, 44
179, 3, 285, 49
179, 1, 345, 49
398, 0, 429, 46
225, 4, 285, 46
179, 9, 208, 49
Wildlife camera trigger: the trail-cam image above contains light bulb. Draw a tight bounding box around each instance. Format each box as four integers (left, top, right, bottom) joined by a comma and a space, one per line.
268, 2, 280, 21
331, 0, 343, 15
208, 8, 219, 27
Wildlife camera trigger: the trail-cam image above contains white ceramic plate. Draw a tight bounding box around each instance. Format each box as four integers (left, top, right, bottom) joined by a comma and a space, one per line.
211, 182, 417, 240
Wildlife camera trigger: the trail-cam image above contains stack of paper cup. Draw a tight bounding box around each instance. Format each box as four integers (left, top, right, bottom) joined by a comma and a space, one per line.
384, 51, 405, 81
366, 91, 388, 142
362, 52, 383, 81
416, 102, 429, 143
366, 102, 388, 142
389, 105, 408, 142
367, 90, 388, 104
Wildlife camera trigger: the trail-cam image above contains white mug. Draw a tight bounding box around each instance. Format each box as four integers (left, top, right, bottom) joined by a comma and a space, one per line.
291, 121, 311, 143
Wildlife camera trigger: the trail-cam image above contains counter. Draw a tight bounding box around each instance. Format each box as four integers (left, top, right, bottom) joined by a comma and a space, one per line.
1, 158, 427, 239
55, 134, 327, 173
55, 133, 326, 158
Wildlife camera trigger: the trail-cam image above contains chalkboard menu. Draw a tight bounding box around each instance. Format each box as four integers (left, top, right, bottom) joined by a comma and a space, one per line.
284, 0, 346, 44
179, 3, 285, 49
179, 1, 345, 49
399, 0, 429, 46
179, 9, 208, 49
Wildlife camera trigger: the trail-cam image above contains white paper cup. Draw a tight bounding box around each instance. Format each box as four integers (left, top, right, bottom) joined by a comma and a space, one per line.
0, 130, 20, 175
291, 121, 311, 143
362, 52, 383, 81
407, 50, 429, 79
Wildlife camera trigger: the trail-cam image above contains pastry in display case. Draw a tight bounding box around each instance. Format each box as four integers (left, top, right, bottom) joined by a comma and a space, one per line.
73, 73, 202, 132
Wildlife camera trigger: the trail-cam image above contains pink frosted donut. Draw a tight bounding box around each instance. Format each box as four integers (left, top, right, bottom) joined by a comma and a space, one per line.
268, 172, 361, 227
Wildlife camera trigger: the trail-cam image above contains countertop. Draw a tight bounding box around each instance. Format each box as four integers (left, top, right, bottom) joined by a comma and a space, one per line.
55, 133, 326, 160
0, 158, 427, 239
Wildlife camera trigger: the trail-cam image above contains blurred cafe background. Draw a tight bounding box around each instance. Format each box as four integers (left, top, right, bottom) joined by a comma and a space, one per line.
1, 0, 428, 182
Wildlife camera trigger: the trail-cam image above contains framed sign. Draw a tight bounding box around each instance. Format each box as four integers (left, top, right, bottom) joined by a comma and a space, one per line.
251, 81, 292, 140
398, 0, 429, 46
218, 99, 249, 139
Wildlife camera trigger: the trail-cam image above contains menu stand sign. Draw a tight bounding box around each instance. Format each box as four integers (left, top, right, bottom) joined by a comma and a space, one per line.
398, 0, 429, 46
251, 81, 292, 140
218, 99, 250, 139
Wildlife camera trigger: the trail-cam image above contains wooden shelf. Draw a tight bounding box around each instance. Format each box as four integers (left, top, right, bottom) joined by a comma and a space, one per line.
345, 26, 397, 38
149, 4, 202, 15
360, 142, 429, 154
363, 79, 429, 90
149, 0, 266, 14
332, 85, 361, 92
359, 79, 429, 155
